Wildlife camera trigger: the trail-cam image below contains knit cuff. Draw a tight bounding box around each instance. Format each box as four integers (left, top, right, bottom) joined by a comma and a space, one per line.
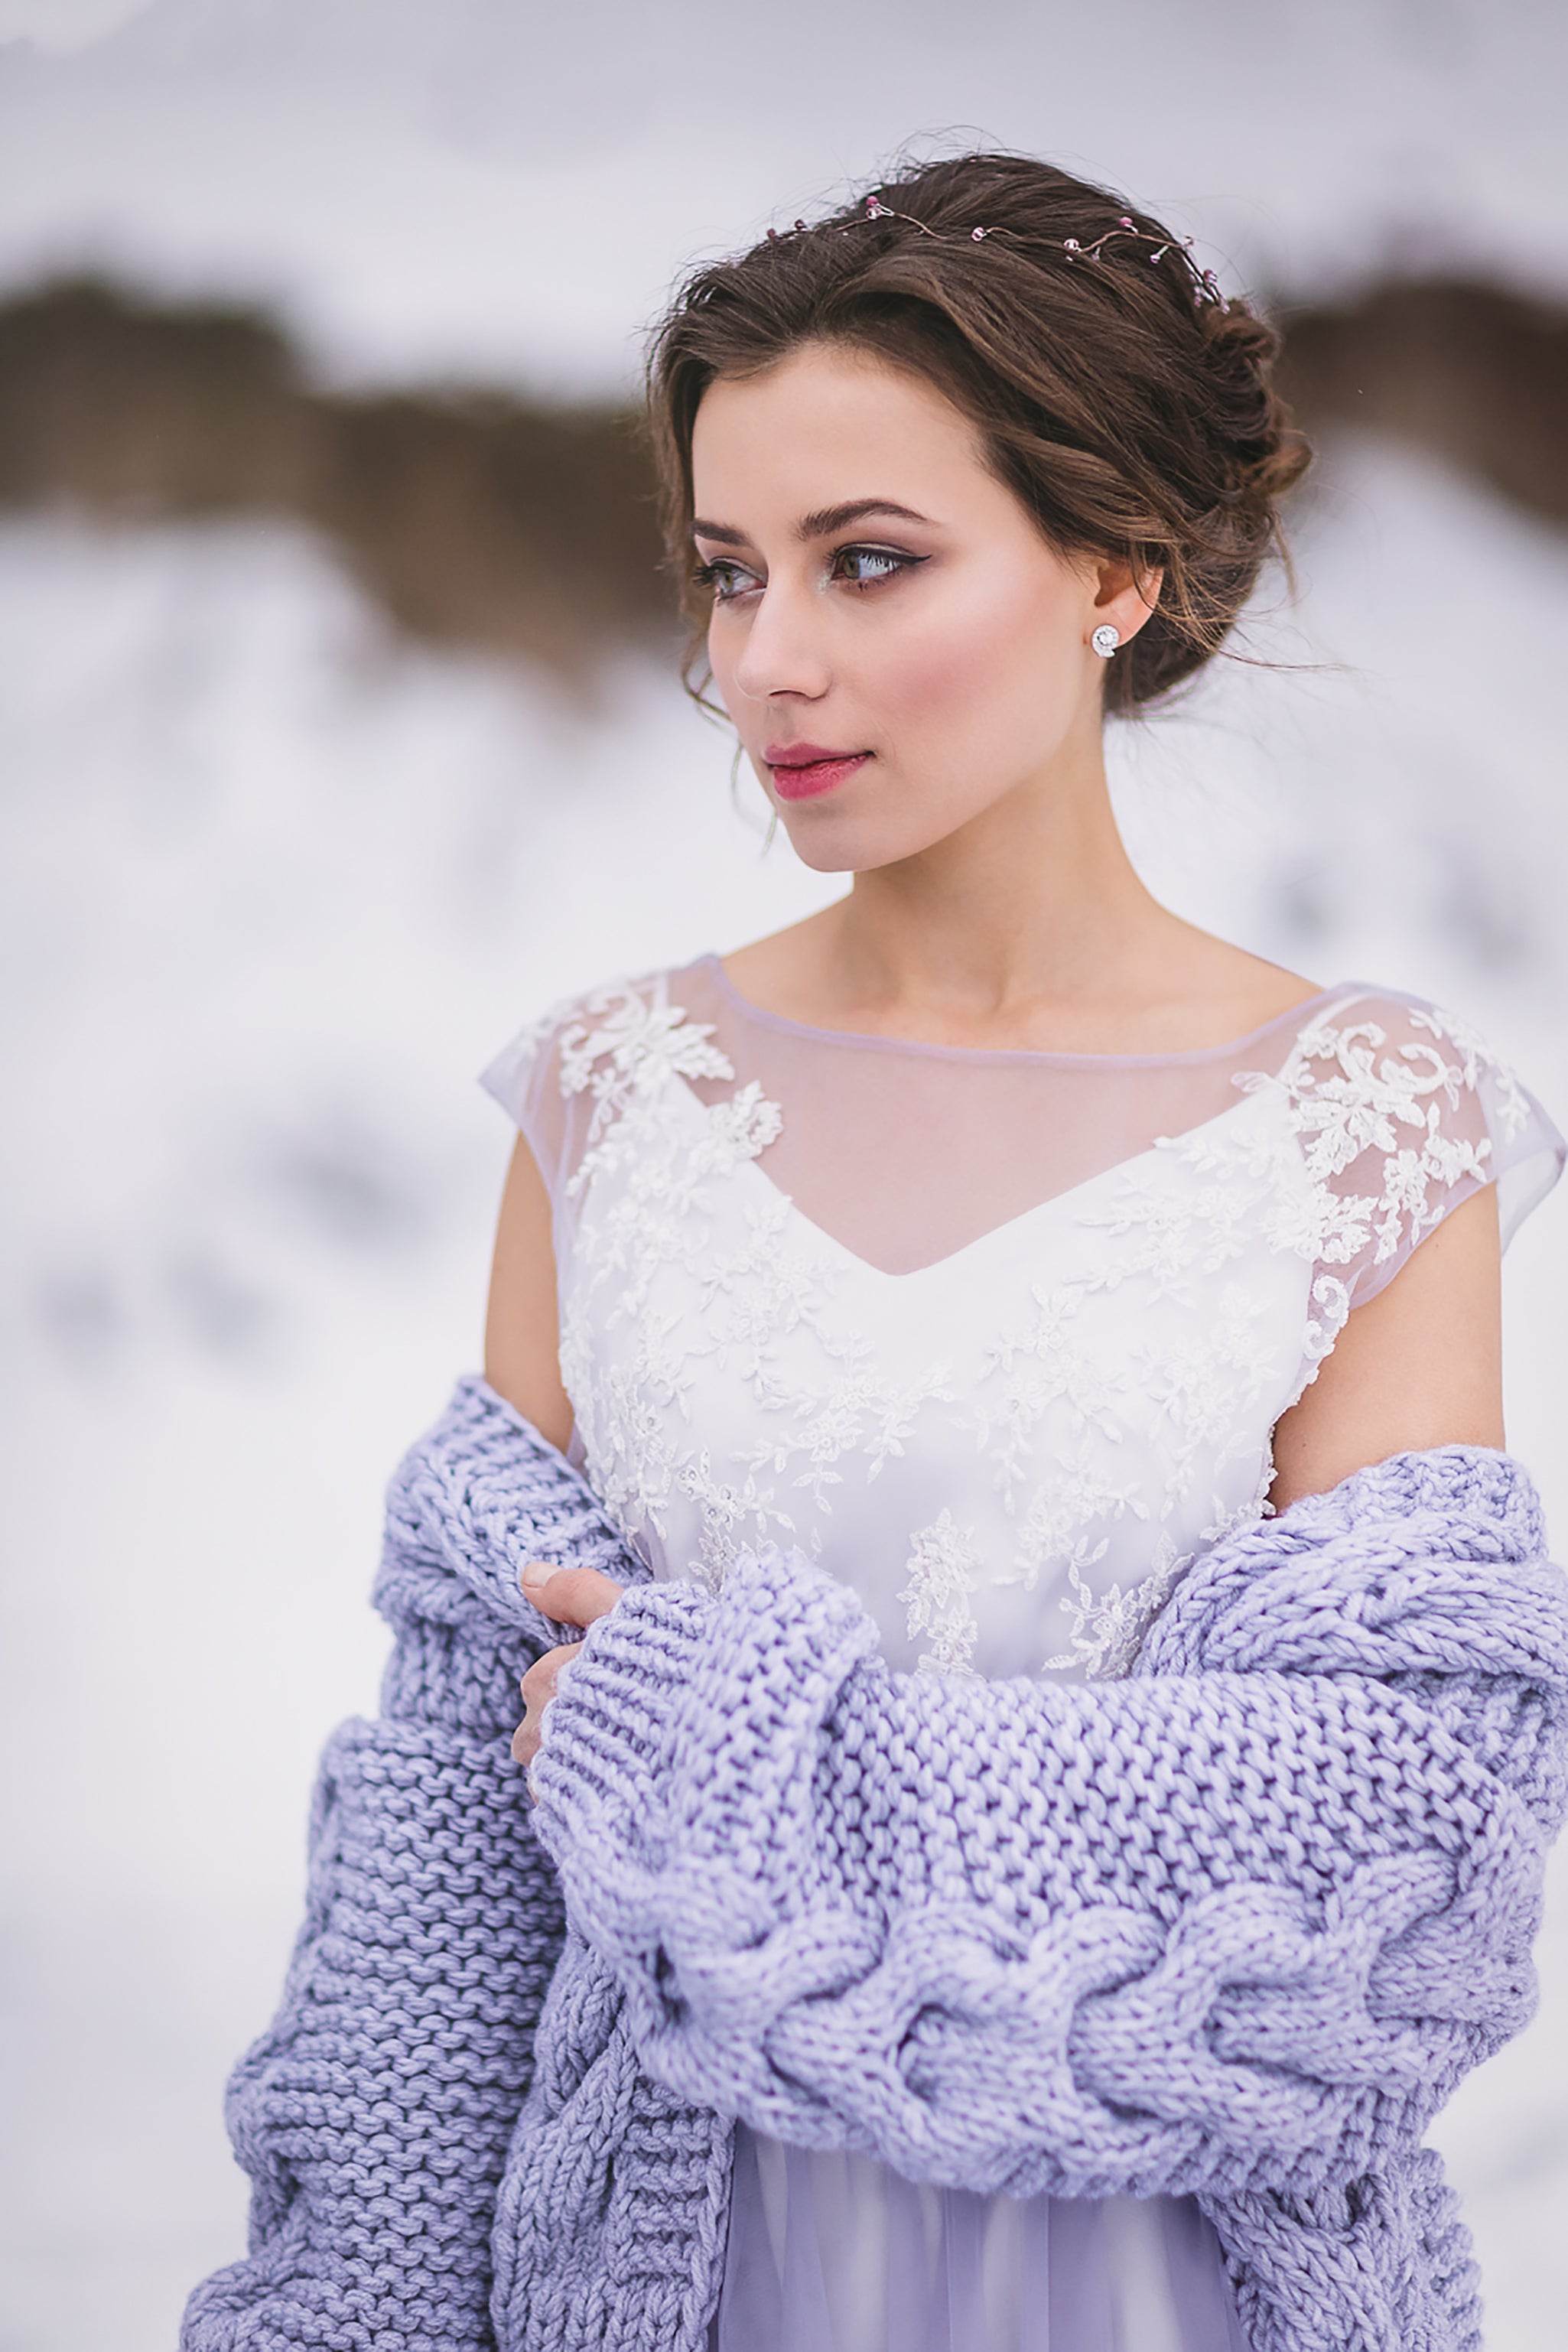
529, 1580, 716, 1845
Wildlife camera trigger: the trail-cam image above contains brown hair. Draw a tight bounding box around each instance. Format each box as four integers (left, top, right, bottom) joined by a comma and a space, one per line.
643, 150, 1311, 717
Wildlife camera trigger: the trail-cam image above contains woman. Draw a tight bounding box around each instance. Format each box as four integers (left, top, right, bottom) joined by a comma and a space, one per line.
481, 153, 1564, 2349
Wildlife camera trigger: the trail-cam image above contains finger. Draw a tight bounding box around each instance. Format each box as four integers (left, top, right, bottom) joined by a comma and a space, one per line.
519, 1560, 623, 1626
519, 1641, 578, 1706
519, 1560, 625, 1629
511, 1715, 538, 1770
512, 1685, 544, 1770
512, 1641, 583, 1771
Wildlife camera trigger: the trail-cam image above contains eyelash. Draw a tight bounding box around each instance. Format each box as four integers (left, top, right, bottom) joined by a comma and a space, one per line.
691, 545, 926, 603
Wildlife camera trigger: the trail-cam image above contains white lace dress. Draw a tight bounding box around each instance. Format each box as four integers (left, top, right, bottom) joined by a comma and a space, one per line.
482, 952, 1563, 2352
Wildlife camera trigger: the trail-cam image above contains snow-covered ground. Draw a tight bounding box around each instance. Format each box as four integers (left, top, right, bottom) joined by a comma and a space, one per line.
2, 431, 1566, 2347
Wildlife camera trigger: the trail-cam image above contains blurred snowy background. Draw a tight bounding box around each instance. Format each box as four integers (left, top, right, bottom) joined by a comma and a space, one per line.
1, 3, 1566, 2347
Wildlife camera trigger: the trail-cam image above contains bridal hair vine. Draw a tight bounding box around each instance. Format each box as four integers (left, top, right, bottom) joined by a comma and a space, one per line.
767, 194, 1228, 307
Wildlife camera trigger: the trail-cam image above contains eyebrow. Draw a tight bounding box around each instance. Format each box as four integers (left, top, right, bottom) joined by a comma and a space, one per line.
690, 498, 934, 546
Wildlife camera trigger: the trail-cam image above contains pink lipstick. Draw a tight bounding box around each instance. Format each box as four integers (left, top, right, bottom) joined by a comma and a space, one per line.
763, 740, 871, 801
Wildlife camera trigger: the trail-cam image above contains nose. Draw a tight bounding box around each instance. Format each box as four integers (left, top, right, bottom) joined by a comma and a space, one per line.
727, 572, 832, 707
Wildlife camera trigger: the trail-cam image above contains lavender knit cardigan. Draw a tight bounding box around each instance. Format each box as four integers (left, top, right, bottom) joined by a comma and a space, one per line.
184, 1375, 1568, 2352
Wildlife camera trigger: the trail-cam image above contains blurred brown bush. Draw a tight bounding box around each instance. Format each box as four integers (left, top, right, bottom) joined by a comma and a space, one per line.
1274, 278, 1568, 526
0, 278, 674, 686
0, 273, 1562, 687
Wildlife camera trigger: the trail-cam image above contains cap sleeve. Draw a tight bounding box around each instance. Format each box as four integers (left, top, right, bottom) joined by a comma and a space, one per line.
1269, 989, 1566, 1314
480, 967, 686, 1224
479, 978, 626, 1211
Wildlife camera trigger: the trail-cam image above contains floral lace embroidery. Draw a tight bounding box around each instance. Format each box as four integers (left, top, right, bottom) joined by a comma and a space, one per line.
1040, 1483, 1269, 1679
1232, 997, 1511, 1291
1004, 1137, 1303, 1664
543, 975, 1513, 1675
553, 978, 962, 1589
899, 1511, 984, 1676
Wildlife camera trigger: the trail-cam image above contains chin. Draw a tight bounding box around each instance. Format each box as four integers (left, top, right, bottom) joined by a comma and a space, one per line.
785, 769, 989, 857
778, 818, 950, 874
774, 824, 862, 874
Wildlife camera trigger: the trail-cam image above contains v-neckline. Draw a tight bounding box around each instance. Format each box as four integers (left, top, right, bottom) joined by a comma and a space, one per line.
665, 1072, 1276, 1285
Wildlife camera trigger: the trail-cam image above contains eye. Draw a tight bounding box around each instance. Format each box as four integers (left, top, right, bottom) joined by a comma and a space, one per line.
831, 545, 922, 589
692, 544, 928, 607
691, 557, 758, 603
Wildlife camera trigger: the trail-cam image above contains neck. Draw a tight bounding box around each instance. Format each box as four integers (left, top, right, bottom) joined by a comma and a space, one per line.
822, 724, 1174, 1036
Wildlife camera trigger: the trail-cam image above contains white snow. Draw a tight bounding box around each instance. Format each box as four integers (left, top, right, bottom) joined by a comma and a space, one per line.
2, 428, 1566, 2347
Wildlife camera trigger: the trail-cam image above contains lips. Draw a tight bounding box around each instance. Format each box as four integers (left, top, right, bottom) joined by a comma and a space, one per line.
763, 743, 872, 802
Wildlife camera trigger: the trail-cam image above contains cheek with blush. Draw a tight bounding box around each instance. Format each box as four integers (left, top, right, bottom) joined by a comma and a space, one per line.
866, 564, 1086, 782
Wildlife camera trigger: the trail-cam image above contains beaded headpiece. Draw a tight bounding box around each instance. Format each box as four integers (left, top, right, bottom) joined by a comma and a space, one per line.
766, 191, 1228, 308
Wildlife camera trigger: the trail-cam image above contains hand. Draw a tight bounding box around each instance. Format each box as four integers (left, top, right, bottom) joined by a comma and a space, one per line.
511, 1561, 625, 1777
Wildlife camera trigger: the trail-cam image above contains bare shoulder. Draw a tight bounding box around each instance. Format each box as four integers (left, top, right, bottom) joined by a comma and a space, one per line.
717, 909, 848, 1020
1158, 922, 1324, 1042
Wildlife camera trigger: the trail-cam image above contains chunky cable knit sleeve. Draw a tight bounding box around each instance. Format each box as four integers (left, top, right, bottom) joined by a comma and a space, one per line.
528, 1447, 1568, 2210
181, 1378, 639, 2352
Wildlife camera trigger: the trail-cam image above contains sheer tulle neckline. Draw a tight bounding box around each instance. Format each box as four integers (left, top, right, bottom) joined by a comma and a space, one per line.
701, 950, 1352, 1068
666, 1069, 1261, 1286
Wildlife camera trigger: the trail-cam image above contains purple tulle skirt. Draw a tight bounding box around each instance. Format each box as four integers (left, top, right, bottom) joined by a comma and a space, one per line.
709, 2123, 1251, 2352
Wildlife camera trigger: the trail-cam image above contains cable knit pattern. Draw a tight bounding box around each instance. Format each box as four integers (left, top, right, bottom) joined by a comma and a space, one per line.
185, 1382, 1568, 2352
529, 1445, 1568, 2352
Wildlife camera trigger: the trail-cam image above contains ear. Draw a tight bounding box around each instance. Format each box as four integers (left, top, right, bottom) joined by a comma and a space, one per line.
1088, 555, 1163, 648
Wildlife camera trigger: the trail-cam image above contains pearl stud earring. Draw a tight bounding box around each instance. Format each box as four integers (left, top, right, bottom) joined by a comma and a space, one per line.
1091, 625, 1121, 659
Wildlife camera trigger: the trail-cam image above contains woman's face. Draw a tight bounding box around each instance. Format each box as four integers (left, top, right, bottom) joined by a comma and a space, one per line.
689, 340, 1150, 873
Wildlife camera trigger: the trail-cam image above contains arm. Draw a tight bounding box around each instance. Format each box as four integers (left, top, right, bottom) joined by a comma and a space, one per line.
486, 1132, 575, 1456
1269, 1173, 1504, 1514
480, 1133, 625, 1760
526, 1452, 1567, 2205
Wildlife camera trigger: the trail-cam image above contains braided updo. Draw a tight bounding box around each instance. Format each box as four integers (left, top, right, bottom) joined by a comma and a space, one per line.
645, 151, 1310, 717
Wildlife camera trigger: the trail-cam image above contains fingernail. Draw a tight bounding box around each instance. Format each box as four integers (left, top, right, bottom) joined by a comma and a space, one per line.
520, 1563, 547, 1594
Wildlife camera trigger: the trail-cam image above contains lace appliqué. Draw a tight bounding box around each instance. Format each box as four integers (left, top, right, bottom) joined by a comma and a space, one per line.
553, 977, 961, 1591
558, 981, 779, 1203
1029, 993, 1515, 1672
1041, 1488, 1264, 1678
899, 1511, 983, 1676
1233, 997, 1516, 1304
953, 1085, 1303, 1671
